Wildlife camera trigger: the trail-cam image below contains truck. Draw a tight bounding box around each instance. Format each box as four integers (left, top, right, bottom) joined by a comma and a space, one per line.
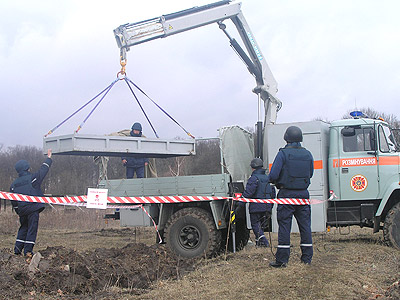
45, 0, 400, 258
265, 117, 400, 252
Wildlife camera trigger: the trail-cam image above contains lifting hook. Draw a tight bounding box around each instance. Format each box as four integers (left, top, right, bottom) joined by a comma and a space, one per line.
117, 58, 127, 79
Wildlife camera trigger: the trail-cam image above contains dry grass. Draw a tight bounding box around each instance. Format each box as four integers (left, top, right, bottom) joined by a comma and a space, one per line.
0, 205, 120, 232
1, 207, 399, 300
128, 228, 400, 300
0, 206, 154, 252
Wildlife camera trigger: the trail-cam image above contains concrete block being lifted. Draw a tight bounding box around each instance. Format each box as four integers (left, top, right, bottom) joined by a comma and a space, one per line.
43, 133, 196, 158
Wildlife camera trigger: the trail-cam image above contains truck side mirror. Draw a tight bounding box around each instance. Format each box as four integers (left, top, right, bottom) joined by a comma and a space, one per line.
341, 127, 355, 137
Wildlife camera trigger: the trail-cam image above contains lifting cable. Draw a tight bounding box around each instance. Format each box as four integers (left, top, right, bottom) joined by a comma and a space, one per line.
45, 78, 119, 137
45, 71, 194, 139
124, 77, 195, 139
123, 77, 159, 138
75, 78, 119, 133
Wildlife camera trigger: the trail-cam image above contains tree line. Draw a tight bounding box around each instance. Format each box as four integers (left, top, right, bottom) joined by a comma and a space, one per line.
0, 139, 222, 197
1, 107, 398, 199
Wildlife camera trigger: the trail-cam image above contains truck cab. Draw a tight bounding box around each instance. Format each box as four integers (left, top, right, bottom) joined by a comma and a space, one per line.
266, 115, 400, 249
327, 117, 400, 248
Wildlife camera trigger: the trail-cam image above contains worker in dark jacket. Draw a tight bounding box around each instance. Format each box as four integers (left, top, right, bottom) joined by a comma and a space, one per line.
268, 126, 314, 267
242, 158, 276, 247
122, 122, 149, 178
10, 149, 52, 257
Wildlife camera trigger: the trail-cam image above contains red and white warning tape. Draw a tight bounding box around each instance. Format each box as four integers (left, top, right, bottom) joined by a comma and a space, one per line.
139, 205, 163, 243
0, 190, 335, 207
1, 190, 336, 244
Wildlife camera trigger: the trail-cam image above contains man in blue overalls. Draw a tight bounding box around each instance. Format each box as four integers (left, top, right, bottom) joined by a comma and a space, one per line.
10, 149, 52, 258
268, 126, 314, 267
121, 122, 149, 179
242, 158, 276, 247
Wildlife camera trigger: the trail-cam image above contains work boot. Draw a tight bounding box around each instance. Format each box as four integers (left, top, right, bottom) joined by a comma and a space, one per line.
256, 235, 269, 247
256, 241, 269, 247
269, 261, 287, 268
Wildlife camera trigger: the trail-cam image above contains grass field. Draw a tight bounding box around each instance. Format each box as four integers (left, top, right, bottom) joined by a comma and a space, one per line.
0, 206, 399, 299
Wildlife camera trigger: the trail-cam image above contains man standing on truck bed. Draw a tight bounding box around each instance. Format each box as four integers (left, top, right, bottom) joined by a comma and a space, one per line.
268, 126, 314, 267
122, 122, 149, 179
10, 149, 52, 259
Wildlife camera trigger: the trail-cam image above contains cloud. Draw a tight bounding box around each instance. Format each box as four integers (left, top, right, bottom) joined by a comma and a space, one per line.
1, 0, 400, 147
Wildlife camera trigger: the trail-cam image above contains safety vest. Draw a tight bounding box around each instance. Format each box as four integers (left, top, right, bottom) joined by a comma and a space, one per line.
253, 173, 275, 199
277, 146, 313, 190
248, 171, 275, 213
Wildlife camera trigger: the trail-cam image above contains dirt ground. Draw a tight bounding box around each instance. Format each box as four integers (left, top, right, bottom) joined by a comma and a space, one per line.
0, 216, 400, 300
0, 228, 199, 300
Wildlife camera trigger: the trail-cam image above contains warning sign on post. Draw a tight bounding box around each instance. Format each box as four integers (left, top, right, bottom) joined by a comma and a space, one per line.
86, 188, 108, 209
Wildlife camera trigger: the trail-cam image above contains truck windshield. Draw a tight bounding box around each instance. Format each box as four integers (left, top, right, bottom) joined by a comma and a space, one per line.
379, 125, 398, 153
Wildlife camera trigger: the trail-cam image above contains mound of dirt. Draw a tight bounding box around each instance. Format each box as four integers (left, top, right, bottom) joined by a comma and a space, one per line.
384, 281, 400, 299
0, 243, 198, 299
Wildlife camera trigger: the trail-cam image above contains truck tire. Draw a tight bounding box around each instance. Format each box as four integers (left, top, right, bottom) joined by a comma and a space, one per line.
165, 207, 221, 258
235, 218, 250, 249
220, 218, 250, 252
383, 202, 400, 250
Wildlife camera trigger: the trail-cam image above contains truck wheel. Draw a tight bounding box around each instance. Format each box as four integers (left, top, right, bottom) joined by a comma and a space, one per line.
165, 207, 221, 258
383, 202, 400, 250
220, 218, 250, 252
235, 218, 250, 250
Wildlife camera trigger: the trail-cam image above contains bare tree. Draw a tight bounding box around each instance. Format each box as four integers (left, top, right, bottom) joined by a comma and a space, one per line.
0, 146, 98, 195
0, 137, 223, 199
168, 157, 186, 176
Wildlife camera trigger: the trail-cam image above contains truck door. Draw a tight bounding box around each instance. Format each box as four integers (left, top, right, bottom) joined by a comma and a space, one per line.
338, 125, 379, 200
376, 124, 400, 199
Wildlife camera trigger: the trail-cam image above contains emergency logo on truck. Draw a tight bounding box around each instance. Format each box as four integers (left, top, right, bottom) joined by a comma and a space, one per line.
350, 174, 368, 192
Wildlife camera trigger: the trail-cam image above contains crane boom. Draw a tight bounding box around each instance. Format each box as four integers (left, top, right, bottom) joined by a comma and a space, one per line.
113, 0, 281, 125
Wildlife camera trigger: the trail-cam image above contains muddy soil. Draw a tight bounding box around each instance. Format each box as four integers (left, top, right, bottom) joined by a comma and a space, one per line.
0, 242, 198, 299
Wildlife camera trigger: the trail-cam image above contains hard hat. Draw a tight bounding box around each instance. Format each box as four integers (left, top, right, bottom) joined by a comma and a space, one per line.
15, 160, 30, 173
131, 122, 142, 131
284, 126, 303, 143
250, 158, 263, 169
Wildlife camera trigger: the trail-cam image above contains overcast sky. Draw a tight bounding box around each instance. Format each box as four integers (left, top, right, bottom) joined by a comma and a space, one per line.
1, 0, 399, 148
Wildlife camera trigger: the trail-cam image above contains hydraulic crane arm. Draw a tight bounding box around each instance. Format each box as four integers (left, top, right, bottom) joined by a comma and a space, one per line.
113, 0, 281, 124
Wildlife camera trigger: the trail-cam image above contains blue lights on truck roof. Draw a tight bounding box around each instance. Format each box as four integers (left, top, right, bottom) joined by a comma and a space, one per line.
350, 111, 367, 118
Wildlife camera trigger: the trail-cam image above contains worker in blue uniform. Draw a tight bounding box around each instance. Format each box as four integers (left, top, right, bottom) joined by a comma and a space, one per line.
121, 122, 149, 178
268, 126, 314, 267
242, 158, 276, 247
10, 149, 52, 257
